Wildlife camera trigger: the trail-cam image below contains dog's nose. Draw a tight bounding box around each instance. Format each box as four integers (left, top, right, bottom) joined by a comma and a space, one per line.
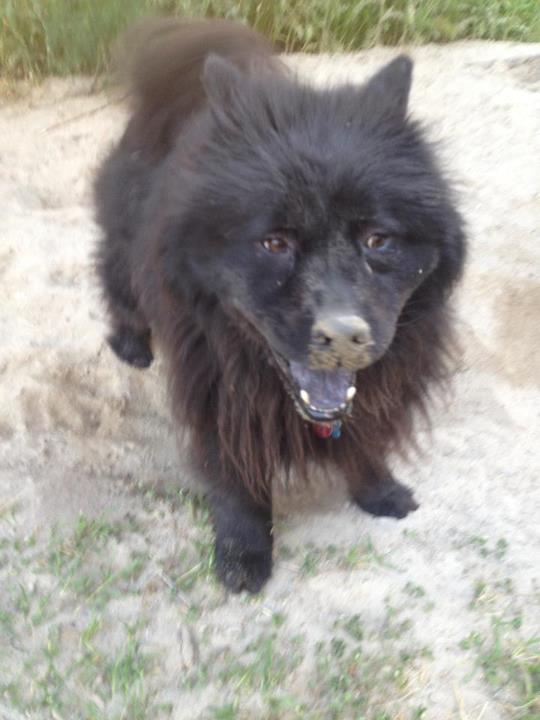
313, 314, 372, 348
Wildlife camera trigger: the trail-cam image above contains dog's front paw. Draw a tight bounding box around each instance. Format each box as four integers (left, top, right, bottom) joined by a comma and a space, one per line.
107, 327, 153, 368
355, 479, 419, 519
215, 537, 272, 594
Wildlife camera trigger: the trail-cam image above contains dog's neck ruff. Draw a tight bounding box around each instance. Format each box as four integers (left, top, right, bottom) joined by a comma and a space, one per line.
312, 420, 342, 439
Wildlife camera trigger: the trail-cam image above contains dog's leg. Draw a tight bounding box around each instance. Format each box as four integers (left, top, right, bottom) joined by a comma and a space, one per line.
200, 444, 273, 593
107, 323, 153, 369
344, 456, 419, 520
210, 484, 273, 593
98, 237, 153, 368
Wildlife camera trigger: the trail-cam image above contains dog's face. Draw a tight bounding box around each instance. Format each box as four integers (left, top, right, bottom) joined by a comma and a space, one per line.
163, 55, 464, 422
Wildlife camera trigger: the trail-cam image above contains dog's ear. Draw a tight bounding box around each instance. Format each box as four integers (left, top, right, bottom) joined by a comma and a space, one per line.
202, 54, 243, 109
362, 55, 413, 122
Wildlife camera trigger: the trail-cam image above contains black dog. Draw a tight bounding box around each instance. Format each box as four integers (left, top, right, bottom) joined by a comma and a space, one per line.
94, 19, 465, 592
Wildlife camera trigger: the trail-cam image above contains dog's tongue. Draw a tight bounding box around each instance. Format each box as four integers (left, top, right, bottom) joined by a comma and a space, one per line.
289, 362, 354, 411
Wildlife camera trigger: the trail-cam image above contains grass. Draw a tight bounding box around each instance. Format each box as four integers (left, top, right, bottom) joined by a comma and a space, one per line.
187, 604, 430, 720
0, 499, 429, 719
1, 492, 539, 719
0, 505, 216, 719
459, 572, 540, 719
1, 0, 539, 81
460, 617, 540, 719
0, 517, 163, 720
454, 534, 510, 559
277, 536, 394, 578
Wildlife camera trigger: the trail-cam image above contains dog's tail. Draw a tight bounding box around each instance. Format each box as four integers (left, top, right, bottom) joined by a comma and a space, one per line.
115, 18, 276, 157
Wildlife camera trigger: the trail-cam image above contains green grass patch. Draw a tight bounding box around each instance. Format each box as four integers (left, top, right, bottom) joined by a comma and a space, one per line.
280, 536, 393, 578
462, 572, 540, 719
455, 534, 510, 559
2, 495, 538, 719
461, 616, 540, 719
180, 599, 431, 719
0, 505, 217, 719
308, 639, 429, 720
1, 0, 540, 81
0, 515, 160, 718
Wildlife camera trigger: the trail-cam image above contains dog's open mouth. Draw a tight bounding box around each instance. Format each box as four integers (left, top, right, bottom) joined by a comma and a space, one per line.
279, 359, 356, 423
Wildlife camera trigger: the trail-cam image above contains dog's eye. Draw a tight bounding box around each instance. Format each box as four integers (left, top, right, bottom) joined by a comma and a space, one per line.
262, 233, 290, 254
364, 233, 392, 251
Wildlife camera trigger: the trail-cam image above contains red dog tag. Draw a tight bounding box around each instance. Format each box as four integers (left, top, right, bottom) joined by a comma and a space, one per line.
313, 423, 333, 438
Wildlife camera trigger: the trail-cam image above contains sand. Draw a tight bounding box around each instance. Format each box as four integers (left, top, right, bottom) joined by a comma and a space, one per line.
0, 42, 539, 719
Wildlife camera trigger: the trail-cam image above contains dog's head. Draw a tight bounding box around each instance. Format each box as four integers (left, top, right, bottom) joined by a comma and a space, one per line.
161, 55, 465, 422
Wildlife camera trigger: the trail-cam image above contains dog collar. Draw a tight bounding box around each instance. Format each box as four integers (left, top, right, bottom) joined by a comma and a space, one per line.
312, 420, 342, 439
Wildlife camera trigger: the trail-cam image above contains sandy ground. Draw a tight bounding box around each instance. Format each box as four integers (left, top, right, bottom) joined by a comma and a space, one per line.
0, 43, 539, 719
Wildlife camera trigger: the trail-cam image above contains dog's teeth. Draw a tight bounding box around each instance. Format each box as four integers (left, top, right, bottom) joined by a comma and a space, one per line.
300, 389, 310, 404
346, 386, 357, 401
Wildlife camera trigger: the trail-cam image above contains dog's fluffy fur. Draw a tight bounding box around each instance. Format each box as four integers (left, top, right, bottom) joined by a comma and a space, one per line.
94, 19, 465, 592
